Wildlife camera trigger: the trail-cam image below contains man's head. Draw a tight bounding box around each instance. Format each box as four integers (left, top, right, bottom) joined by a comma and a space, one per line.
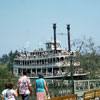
23, 70, 28, 75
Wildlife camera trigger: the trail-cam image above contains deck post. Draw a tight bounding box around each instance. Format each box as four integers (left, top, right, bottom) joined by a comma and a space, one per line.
52, 67, 53, 76
31, 69, 32, 76
22, 68, 23, 75
70, 55, 74, 94
36, 68, 37, 75
46, 68, 47, 77
41, 68, 42, 73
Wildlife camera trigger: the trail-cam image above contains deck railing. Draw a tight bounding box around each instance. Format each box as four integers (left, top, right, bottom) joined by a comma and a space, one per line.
74, 79, 100, 97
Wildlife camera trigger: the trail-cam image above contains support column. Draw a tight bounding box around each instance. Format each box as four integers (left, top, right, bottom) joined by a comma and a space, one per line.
41, 68, 42, 73
36, 69, 37, 75
22, 68, 23, 75
31, 69, 32, 74
52, 67, 53, 76
31, 69, 32, 77
46, 67, 47, 76
16, 68, 18, 76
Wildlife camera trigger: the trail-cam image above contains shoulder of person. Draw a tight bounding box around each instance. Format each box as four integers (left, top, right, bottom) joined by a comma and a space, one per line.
12, 89, 16, 94
2, 89, 7, 94
42, 78, 45, 81
19, 76, 23, 80
26, 76, 30, 80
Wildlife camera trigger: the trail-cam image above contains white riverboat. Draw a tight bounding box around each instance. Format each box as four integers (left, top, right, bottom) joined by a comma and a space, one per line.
13, 24, 86, 79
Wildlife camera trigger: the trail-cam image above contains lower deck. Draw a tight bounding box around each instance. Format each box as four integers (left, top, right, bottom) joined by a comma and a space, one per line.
13, 65, 87, 79
13, 66, 67, 78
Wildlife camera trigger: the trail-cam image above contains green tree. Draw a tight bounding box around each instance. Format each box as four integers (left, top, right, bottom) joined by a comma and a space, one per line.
0, 50, 19, 74
0, 67, 11, 78
72, 36, 100, 79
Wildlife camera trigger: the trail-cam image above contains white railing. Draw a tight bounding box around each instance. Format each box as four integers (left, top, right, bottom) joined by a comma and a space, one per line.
74, 79, 100, 97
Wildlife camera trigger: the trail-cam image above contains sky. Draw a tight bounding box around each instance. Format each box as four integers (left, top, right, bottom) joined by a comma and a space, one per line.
0, 0, 100, 57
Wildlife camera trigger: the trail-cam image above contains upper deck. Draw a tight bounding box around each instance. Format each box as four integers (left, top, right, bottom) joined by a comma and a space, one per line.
14, 40, 76, 60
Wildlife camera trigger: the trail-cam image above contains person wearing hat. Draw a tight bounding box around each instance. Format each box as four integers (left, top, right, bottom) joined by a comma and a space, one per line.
34, 73, 50, 100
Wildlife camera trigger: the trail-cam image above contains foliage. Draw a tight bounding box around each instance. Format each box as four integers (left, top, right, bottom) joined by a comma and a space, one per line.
0, 66, 11, 78
0, 50, 19, 78
72, 36, 100, 79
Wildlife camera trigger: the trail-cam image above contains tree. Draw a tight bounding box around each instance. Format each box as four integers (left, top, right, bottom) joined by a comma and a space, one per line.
7, 50, 19, 73
0, 50, 19, 74
1, 54, 8, 64
72, 36, 100, 79
0, 67, 11, 78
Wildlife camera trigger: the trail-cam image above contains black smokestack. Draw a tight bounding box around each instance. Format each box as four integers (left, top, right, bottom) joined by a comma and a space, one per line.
53, 23, 57, 54
67, 24, 71, 52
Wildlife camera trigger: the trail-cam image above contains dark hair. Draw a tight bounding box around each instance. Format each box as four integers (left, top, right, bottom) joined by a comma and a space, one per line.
23, 70, 27, 75
9, 82, 14, 89
5, 83, 9, 89
38, 73, 44, 78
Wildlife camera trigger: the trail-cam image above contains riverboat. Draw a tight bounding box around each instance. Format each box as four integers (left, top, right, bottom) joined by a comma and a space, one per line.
13, 24, 86, 79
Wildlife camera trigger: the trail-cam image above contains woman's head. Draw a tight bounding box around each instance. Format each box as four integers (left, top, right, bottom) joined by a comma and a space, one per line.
38, 73, 44, 78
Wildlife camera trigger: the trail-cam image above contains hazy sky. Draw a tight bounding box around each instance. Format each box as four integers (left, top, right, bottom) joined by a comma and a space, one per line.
0, 0, 100, 57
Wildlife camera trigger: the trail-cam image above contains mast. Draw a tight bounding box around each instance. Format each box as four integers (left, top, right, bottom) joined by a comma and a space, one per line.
67, 24, 71, 52
53, 23, 57, 54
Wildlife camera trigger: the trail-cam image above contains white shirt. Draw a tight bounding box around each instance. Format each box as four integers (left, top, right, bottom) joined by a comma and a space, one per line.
6, 89, 16, 100
2, 89, 8, 98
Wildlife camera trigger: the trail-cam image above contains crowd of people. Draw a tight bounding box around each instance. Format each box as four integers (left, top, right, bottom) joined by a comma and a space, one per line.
1, 71, 50, 100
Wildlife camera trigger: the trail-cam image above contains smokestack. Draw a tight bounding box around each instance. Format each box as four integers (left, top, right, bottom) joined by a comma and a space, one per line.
53, 23, 57, 54
67, 24, 71, 52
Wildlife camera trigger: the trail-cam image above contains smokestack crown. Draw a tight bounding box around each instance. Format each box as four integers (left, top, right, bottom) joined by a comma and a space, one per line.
67, 24, 70, 31
53, 24, 56, 29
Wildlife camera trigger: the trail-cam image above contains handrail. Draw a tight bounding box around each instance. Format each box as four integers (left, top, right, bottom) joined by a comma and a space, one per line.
47, 94, 77, 100
84, 89, 100, 100
84, 90, 95, 100
46, 89, 100, 100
